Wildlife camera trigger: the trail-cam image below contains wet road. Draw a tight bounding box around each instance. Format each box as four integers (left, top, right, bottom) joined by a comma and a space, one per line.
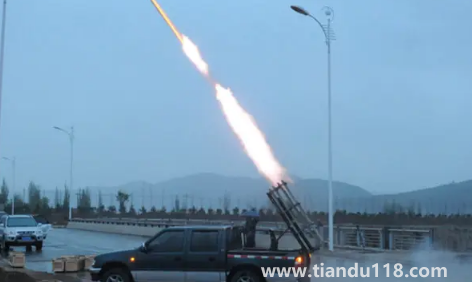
1, 228, 467, 281
2, 228, 146, 273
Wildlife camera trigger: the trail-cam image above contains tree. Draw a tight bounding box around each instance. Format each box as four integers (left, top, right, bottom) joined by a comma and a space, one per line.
129, 204, 136, 215
98, 190, 105, 213
28, 181, 42, 212
150, 206, 157, 213
54, 187, 63, 211
40, 196, 50, 214
232, 207, 239, 215
173, 196, 180, 212
222, 191, 231, 214
0, 178, 9, 207
78, 187, 92, 213
139, 206, 147, 214
63, 184, 70, 212
116, 190, 130, 214
197, 207, 206, 215
107, 205, 116, 213
6, 194, 28, 214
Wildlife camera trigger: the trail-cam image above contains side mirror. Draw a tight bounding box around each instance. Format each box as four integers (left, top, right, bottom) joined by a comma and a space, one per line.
139, 242, 147, 252
37, 223, 42, 227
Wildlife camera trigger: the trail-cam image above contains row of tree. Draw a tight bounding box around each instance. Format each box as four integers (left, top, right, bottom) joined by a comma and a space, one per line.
2, 180, 472, 221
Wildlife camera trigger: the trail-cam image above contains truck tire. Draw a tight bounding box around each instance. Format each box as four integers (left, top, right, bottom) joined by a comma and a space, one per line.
35, 241, 43, 251
298, 276, 310, 282
101, 268, 131, 282
230, 269, 261, 282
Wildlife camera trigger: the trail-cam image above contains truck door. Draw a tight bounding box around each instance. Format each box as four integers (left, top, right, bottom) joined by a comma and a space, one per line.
184, 229, 225, 282
136, 229, 186, 282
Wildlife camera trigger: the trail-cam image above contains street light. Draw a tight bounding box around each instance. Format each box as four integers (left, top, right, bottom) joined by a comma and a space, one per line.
291, 5, 336, 251
2, 156, 14, 214
0, 0, 8, 146
53, 126, 74, 220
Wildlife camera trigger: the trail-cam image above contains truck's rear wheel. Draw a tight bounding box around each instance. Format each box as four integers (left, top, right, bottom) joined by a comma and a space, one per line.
101, 268, 131, 282
230, 270, 261, 282
35, 241, 43, 251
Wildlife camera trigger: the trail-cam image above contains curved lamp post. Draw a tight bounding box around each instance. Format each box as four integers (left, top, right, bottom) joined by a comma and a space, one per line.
53, 126, 74, 220
290, 5, 336, 251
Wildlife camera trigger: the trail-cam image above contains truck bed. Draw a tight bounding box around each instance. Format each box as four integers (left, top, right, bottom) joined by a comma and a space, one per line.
228, 248, 300, 257
226, 248, 302, 271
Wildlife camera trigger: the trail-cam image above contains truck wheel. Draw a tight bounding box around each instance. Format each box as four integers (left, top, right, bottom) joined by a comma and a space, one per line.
101, 268, 131, 282
35, 241, 43, 251
298, 277, 310, 282
26, 245, 33, 252
230, 270, 261, 282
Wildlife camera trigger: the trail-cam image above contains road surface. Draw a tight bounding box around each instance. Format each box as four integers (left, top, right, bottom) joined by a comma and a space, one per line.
1, 228, 145, 274
1, 228, 467, 281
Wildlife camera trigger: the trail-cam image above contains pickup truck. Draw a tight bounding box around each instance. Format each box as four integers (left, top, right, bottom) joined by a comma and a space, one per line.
89, 225, 311, 282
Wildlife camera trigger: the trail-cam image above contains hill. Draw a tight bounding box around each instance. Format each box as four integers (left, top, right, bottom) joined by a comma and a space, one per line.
370, 180, 472, 214
89, 173, 372, 211
87, 174, 472, 214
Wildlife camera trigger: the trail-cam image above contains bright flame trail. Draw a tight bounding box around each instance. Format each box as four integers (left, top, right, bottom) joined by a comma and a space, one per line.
150, 0, 288, 185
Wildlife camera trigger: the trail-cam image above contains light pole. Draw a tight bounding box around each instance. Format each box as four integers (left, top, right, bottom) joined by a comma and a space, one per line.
2, 156, 14, 214
53, 126, 74, 220
290, 5, 336, 251
0, 0, 8, 151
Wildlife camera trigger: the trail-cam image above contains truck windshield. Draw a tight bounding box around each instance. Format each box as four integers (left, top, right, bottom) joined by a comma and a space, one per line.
7, 217, 37, 227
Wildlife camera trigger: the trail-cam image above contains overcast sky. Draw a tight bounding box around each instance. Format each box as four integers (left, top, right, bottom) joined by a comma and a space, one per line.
0, 0, 470, 194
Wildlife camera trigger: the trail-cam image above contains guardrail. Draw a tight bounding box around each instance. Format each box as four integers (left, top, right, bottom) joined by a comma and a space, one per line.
68, 218, 440, 251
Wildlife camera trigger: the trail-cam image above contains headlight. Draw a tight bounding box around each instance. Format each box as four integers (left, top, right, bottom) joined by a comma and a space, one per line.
36, 230, 42, 234
8, 231, 14, 235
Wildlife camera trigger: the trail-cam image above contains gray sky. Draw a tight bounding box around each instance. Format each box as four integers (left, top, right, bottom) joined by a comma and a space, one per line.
0, 0, 470, 194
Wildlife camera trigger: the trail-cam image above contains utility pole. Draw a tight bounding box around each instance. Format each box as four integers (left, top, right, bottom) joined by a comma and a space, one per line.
0, 0, 8, 150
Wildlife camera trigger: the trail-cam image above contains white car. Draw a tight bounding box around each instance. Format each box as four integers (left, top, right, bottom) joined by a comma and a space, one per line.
0, 215, 44, 251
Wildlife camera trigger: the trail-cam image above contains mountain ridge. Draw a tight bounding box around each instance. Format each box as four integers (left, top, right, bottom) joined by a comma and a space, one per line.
84, 173, 472, 214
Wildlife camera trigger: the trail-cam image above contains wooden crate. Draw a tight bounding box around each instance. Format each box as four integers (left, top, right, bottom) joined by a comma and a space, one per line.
8, 251, 25, 268
84, 255, 96, 270
64, 256, 84, 272
52, 258, 65, 273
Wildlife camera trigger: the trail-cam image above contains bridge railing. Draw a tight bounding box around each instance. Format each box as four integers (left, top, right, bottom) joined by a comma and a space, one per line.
68, 218, 446, 251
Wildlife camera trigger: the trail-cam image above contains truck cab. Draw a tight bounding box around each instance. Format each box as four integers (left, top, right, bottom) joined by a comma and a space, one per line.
90, 225, 309, 282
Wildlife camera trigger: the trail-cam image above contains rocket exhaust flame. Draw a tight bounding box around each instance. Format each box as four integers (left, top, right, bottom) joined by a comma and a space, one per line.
215, 85, 287, 185
181, 35, 209, 76
150, 0, 183, 43
150, 1, 288, 185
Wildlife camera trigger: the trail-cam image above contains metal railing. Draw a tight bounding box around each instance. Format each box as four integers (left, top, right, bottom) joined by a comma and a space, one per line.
68, 218, 441, 251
